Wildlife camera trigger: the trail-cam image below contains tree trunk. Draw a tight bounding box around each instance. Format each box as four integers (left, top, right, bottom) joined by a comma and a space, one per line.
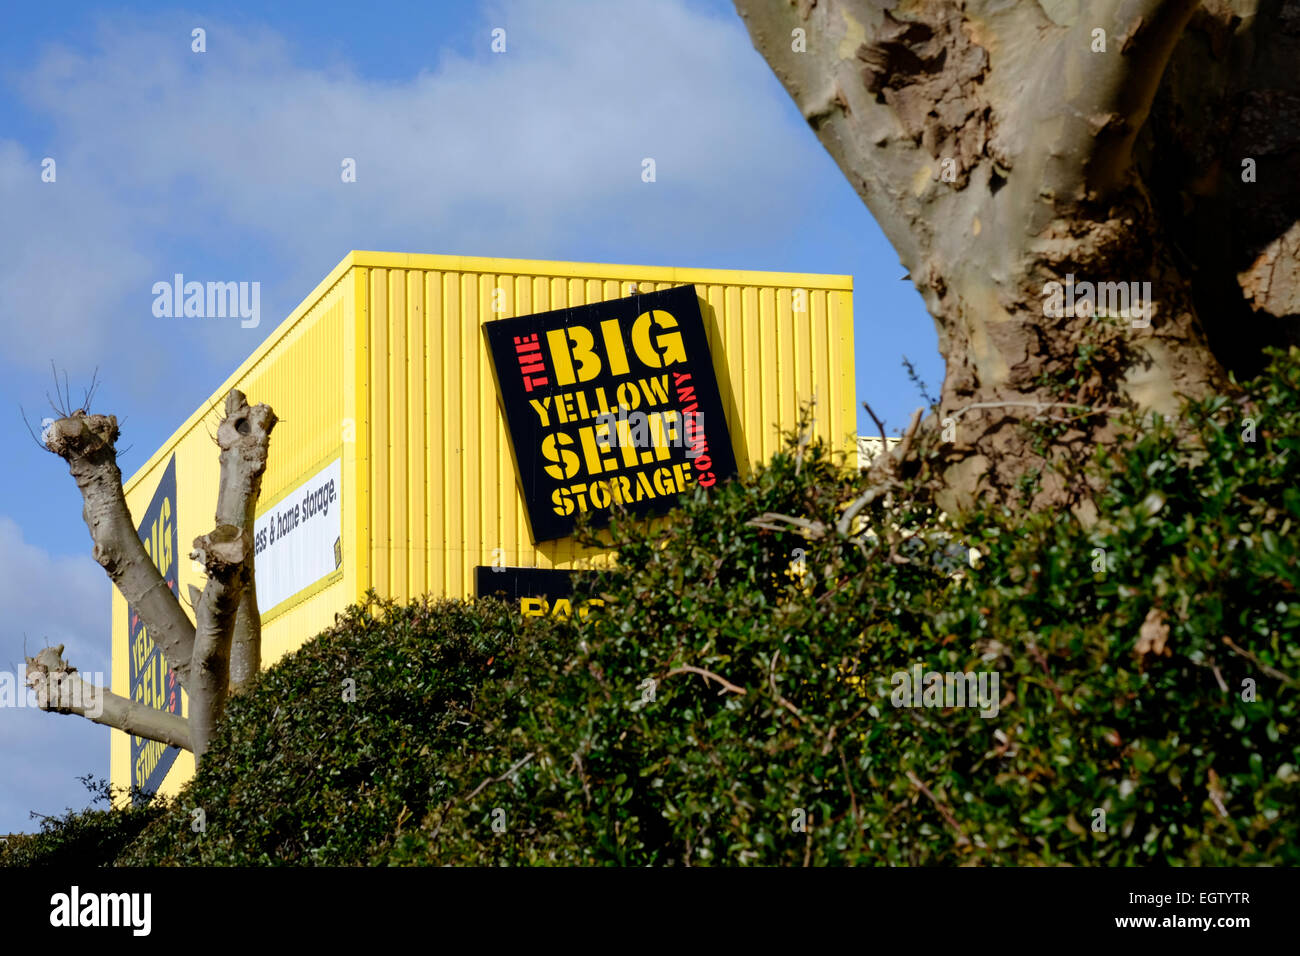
211, 390, 276, 695
35, 389, 276, 763
188, 390, 276, 754
734, 0, 1298, 511
44, 413, 196, 684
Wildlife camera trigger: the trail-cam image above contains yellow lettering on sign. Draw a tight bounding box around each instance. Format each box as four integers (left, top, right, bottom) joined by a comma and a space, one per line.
631, 310, 686, 368
547, 326, 602, 387
600, 319, 630, 377
577, 423, 619, 476
518, 596, 605, 619
541, 431, 580, 480
551, 487, 575, 516
160, 496, 173, 576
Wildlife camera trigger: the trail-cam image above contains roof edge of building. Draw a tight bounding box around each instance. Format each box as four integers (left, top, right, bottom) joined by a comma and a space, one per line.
347, 250, 853, 290
122, 251, 361, 495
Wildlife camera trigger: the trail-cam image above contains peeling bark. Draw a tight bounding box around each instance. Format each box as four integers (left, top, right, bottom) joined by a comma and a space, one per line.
733, 0, 1294, 508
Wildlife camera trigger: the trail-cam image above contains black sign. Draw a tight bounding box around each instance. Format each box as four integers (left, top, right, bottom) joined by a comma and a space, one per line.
475, 566, 574, 601
483, 285, 737, 541
127, 456, 182, 798
475, 566, 602, 618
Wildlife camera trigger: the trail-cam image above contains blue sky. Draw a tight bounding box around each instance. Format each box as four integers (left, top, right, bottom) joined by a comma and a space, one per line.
0, 0, 940, 833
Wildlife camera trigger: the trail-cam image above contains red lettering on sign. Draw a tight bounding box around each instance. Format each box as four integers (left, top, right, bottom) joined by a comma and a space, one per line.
514, 334, 550, 392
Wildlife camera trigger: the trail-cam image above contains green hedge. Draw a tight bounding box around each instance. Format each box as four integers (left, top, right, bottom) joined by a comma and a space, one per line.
8, 349, 1296, 866
391, 347, 1299, 865
116, 598, 544, 865
0, 777, 161, 867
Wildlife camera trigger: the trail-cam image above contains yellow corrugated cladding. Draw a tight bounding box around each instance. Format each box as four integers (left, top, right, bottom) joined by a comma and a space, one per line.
110, 251, 855, 798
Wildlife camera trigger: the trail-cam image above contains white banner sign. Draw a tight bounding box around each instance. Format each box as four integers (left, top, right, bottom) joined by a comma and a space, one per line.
253, 457, 342, 611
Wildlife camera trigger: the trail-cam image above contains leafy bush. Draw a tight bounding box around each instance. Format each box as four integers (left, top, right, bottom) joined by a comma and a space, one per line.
14, 349, 1295, 866
114, 598, 553, 865
0, 776, 162, 867
393, 347, 1299, 865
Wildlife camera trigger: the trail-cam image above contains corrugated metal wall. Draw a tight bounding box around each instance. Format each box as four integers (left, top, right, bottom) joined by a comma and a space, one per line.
110, 251, 854, 798
352, 253, 856, 603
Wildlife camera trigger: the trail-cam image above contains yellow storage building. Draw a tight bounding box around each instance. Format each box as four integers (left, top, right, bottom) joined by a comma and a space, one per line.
110, 250, 856, 797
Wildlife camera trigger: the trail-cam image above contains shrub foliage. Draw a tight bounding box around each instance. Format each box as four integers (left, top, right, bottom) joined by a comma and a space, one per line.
9, 350, 1298, 866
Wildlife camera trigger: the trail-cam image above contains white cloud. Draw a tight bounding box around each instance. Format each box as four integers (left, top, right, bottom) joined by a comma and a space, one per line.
0, 0, 834, 831
0, 710, 110, 836
0, 140, 153, 374
0, 516, 110, 833
1, 1, 822, 386
0, 516, 108, 674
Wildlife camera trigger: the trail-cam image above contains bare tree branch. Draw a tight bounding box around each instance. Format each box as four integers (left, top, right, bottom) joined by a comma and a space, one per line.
747, 511, 829, 539
187, 390, 277, 754
664, 665, 748, 696
211, 389, 277, 694
188, 524, 248, 757
905, 768, 970, 847
35, 387, 277, 766
862, 400, 888, 447
44, 411, 196, 684
26, 645, 191, 752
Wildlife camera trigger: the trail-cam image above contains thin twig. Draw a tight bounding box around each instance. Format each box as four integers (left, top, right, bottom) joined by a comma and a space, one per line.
19, 404, 52, 452
664, 665, 747, 696
837, 408, 922, 537
1221, 636, 1296, 685
569, 754, 590, 806
768, 650, 806, 723
1194, 656, 1230, 693
794, 399, 816, 476
896, 407, 923, 461
47, 360, 69, 418
747, 512, 828, 539
839, 747, 861, 854
834, 481, 894, 536
822, 702, 872, 755
82, 367, 101, 412
466, 751, 536, 801
1211, 660, 1228, 693
901, 355, 939, 408
905, 769, 970, 847
862, 400, 888, 447
1025, 638, 1067, 709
